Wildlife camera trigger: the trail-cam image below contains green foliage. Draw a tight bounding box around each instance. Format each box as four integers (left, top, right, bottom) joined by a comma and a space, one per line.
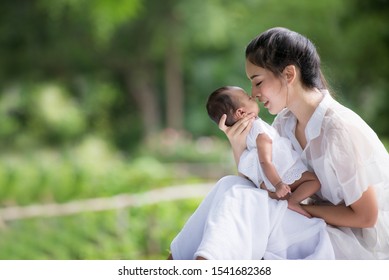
0, 145, 181, 207
0, 141, 212, 259
0, 199, 201, 259
137, 128, 233, 163
0, 128, 228, 259
38, 0, 142, 45
1, 0, 388, 150
33, 84, 86, 138
0, 81, 132, 151
0, 0, 388, 260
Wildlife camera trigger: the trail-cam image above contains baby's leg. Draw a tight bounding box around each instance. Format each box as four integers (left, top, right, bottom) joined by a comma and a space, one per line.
289, 171, 320, 201
288, 172, 320, 217
287, 201, 311, 218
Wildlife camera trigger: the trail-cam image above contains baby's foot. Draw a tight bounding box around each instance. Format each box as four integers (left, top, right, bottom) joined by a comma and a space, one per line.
288, 201, 312, 218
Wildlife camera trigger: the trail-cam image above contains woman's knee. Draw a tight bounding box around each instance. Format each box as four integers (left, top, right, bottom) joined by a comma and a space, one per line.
215, 175, 254, 191
216, 175, 244, 186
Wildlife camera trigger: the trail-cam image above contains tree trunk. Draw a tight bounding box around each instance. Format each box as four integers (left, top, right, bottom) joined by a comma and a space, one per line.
165, 14, 184, 131
125, 63, 161, 139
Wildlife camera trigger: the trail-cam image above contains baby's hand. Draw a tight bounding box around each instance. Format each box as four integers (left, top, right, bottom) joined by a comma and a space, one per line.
275, 182, 291, 198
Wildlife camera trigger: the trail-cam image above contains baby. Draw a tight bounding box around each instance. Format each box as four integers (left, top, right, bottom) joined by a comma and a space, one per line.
206, 86, 320, 217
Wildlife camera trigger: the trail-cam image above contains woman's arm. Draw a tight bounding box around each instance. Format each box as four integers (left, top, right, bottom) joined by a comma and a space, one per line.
303, 186, 378, 228
218, 113, 255, 165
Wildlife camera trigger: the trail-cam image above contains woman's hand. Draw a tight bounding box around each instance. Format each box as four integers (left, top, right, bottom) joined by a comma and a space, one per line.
218, 113, 255, 165
302, 186, 378, 228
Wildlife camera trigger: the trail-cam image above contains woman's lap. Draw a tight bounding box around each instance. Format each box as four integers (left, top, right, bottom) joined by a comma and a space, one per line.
171, 175, 256, 259
171, 175, 334, 260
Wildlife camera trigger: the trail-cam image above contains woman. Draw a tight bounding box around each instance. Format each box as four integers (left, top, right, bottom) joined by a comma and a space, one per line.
170, 27, 389, 259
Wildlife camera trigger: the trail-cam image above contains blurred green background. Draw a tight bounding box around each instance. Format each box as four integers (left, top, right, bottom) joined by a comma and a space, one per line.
0, 0, 388, 259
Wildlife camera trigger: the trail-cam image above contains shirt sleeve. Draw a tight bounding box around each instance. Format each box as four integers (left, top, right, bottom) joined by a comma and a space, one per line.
325, 121, 384, 206
246, 120, 265, 149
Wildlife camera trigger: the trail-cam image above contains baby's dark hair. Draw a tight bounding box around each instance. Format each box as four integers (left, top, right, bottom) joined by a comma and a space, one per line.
206, 86, 240, 126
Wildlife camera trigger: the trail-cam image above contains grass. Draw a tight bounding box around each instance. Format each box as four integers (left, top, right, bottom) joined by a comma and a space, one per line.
0, 199, 201, 260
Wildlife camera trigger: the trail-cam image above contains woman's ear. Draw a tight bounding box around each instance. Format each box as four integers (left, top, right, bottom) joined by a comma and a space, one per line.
283, 65, 297, 84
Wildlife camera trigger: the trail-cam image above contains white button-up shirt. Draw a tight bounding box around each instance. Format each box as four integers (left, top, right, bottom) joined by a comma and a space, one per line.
273, 91, 389, 206
272, 91, 389, 259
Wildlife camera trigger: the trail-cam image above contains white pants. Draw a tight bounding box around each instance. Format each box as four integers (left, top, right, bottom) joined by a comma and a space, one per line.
170, 175, 334, 260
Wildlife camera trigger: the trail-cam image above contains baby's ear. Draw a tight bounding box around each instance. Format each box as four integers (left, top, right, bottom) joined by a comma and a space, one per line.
235, 107, 246, 119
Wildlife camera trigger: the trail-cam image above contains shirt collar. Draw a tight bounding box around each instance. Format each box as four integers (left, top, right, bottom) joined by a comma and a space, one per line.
305, 90, 332, 141
284, 90, 333, 142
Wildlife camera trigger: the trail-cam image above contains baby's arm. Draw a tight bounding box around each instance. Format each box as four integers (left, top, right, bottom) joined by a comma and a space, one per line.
256, 133, 291, 198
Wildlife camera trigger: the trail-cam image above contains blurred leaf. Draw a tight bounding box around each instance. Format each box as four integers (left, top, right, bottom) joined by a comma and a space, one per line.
38, 0, 142, 45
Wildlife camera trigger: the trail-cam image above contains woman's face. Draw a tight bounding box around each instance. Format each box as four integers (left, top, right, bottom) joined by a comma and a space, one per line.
245, 60, 287, 115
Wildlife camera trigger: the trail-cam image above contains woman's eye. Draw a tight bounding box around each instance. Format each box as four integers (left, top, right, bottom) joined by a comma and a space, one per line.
256, 81, 262, 87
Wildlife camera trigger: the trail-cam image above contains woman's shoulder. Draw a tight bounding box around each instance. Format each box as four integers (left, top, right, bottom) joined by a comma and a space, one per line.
321, 100, 384, 155
323, 100, 373, 133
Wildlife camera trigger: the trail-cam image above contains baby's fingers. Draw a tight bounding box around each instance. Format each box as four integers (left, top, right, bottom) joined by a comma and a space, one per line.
276, 184, 291, 198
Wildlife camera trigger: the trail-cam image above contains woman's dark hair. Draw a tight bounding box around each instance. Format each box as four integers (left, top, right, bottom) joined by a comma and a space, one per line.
245, 27, 327, 90
206, 86, 240, 126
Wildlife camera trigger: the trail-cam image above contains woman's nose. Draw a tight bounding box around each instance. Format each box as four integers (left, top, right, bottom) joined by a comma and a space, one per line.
251, 88, 261, 99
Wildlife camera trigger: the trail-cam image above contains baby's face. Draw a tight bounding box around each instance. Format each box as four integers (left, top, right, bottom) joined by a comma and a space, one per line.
231, 87, 259, 117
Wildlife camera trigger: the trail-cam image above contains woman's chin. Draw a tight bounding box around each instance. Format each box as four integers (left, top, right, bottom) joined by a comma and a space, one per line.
268, 106, 286, 115
268, 109, 277, 115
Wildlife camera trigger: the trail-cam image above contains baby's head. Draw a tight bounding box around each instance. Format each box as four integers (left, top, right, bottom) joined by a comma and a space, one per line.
206, 86, 259, 126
